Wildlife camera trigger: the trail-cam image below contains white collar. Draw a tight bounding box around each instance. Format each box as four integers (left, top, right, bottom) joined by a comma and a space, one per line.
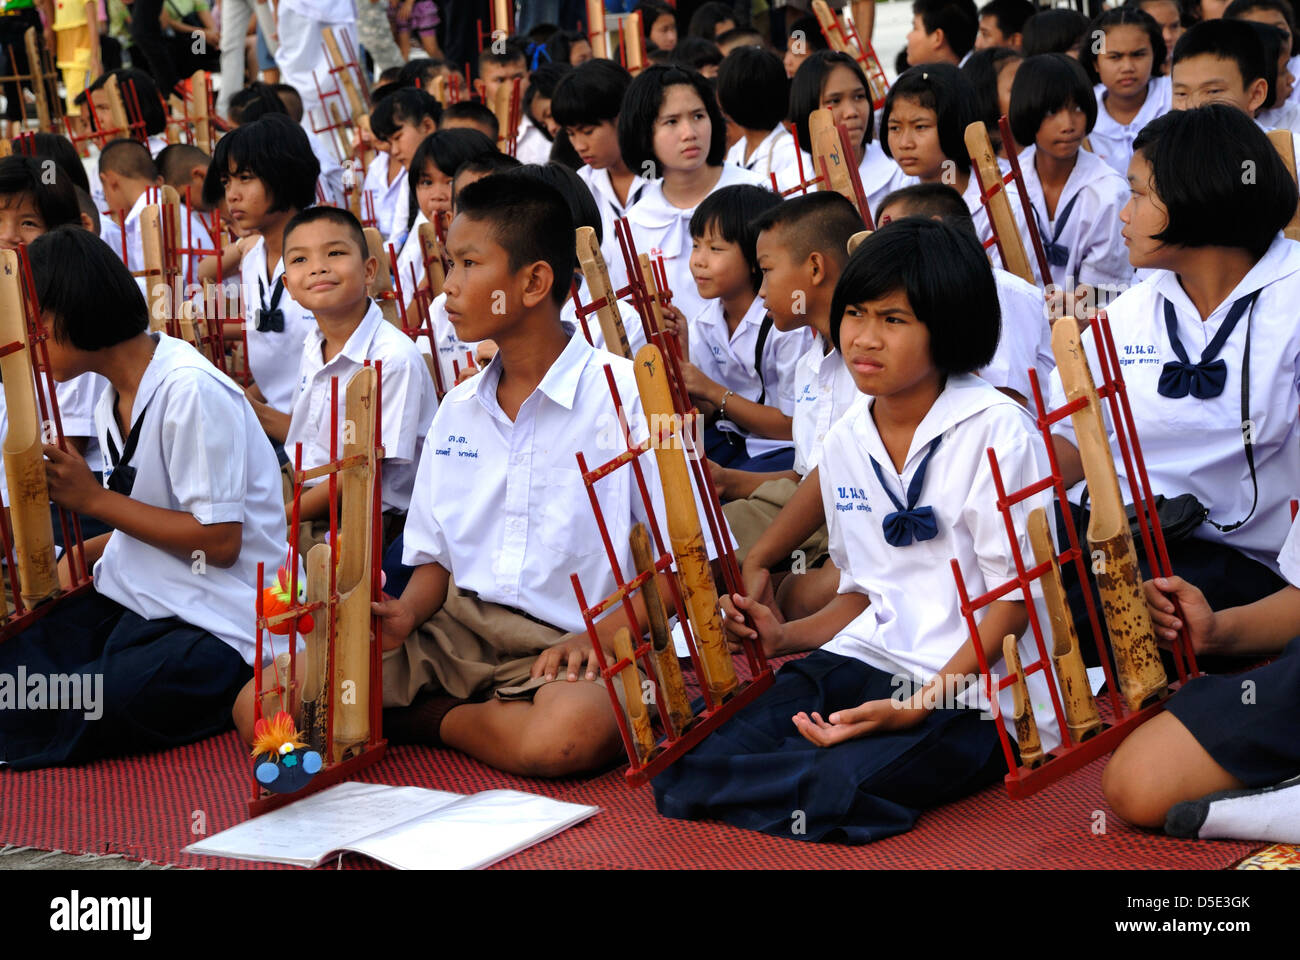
1153, 234, 1300, 317
305, 299, 385, 367
468, 327, 594, 415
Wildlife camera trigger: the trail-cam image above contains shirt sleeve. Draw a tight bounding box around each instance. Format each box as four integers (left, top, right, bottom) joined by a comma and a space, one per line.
768, 327, 808, 417
401, 422, 452, 568
980, 282, 1041, 400
158, 374, 248, 525
1076, 182, 1134, 290
50, 373, 104, 441
378, 346, 435, 465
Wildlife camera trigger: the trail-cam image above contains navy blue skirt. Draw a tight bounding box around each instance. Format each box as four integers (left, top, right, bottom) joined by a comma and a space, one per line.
0, 589, 252, 769
703, 422, 796, 478
653, 650, 1007, 844
1166, 637, 1300, 788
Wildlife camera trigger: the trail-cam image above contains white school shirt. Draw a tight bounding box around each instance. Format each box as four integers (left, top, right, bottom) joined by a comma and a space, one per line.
1016, 145, 1132, 292
791, 339, 861, 477
92, 334, 289, 666
239, 236, 318, 413
402, 330, 720, 633
624, 163, 768, 324
385, 176, 412, 251
394, 210, 429, 307
1258, 100, 1300, 137
117, 190, 150, 274
817, 374, 1060, 750
725, 124, 800, 184
279, 0, 354, 22
560, 273, 648, 359
576, 164, 649, 295
982, 267, 1051, 402
363, 151, 405, 239
305, 127, 346, 207
1048, 234, 1300, 573
1279, 514, 1300, 587
774, 140, 914, 221
285, 300, 436, 514
1090, 77, 1171, 177
515, 118, 552, 166
416, 292, 482, 392
962, 170, 1037, 284
688, 294, 814, 458
1289, 56, 1300, 108
0, 373, 108, 508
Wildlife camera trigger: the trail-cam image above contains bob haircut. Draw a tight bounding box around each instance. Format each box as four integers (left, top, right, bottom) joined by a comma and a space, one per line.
506, 162, 604, 244
880, 63, 978, 174
202, 114, 320, 211
790, 51, 875, 155
1132, 104, 1295, 260
1171, 19, 1269, 86
0, 155, 81, 230
552, 59, 634, 128
370, 87, 442, 140
455, 174, 577, 307
961, 46, 1022, 147
524, 62, 572, 129
618, 65, 728, 175
1009, 54, 1099, 147
9, 133, 90, 193
1021, 8, 1089, 57
29, 225, 149, 350
1078, 7, 1166, 85
688, 184, 783, 290
406, 127, 499, 228
636, 1, 678, 43
830, 217, 1000, 372
717, 46, 790, 131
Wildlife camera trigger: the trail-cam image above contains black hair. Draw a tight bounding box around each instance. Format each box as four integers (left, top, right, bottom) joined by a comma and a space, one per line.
689, 2, 740, 39
156, 143, 210, 188
912, 0, 980, 59
228, 83, 289, 125
751, 190, 862, 269
370, 87, 442, 140
786, 14, 830, 54
880, 63, 979, 174
829, 217, 999, 372
716, 26, 765, 50
74, 185, 100, 235
377, 66, 404, 85
9, 132, 90, 193
398, 57, 448, 87
962, 46, 1022, 151
0, 155, 82, 230
688, 184, 782, 290
618, 65, 728, 175
552, 59, 633, 128
202, 114, 320, 211
98, 138, 158, 181
454, 174, 577, 307
673, 36, 724, 71
507, 162, 603, 245
29, 225, 149, 350
1021, 8, 1089, 57
524, 62, 572, 138
1078, 7, 1166, 85
717, 45, 789, 130
1245, 20, 1286, 106
548, 128, 585, 169
648, 48, 677, 65
545, 29, 593, 66
407, 128, 499, 228
1132, 104, 1295, 259
790, 50, 875, 154
1009, 53, 1098, 146
876, 181, 974, 230
440, 100, 499, 138
1226, 0, 1295, 31
368, 81, 409, 110
635, 1, 678, 41
283, 205, 369, 260
270, 83, 305, 123
1172, 19, 1268, 87
978, 0, 1035, 40
477, 36, 529, 72
454, 152, 522, 182
89, 69, 166, 136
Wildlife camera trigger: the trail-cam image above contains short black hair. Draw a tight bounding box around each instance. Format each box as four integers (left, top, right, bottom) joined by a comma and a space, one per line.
689, 184, 782, 290
10, 132, 90, 193
876, 181, 975, 236
1078, 7, 1166, 85
1009, 53, 1098, 147
962, 46, 1022, 149
1132, 103, 1295, 259
89, 69, 166, 136
0, 155, 82, 230
545, 29, 592, 66
618, 65, 728, 175
407, 128, 499, 229
202, 114, 320, 211
636, 0, 678, 40
228, 83, 288, 125
440, 100, 500, 138
717, 46, 789, 131
552, 59, 633, 128
399, 57, 448, 88
156, 143, 210, 188
370, 87, 442, 140
790, 50, 875, 154
786, 14, 830, 53
880, 63, 978, 174
673, 36, 724, 71
979, 0, 1035, 39
752, 191, 862, 269
716, 26, 765, 51
830, 217, 999, 372
1021, 8, 1089, 57
29, 225, 149, 350
1245, 21, 1286, 106
270, 83, 305, 122
74, 185, 99, 235
912, 0, 980, 59
98, 138, 158, 181
452, 151, 522, 206
454, 174, 576, 307
477, 36, 529, 73
506, 161, 603, 244
283, 205, 369, 259
1171, 18, 1268, 87
1226, 0, 1295, 30
689, 2, 739, 39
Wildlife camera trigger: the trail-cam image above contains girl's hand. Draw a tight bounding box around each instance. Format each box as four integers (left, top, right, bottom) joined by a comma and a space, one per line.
706, 459, 730, 501
792, 697, 927, 748
1144, 575, 1220, 653
678, 361, 717, 403
660, 302, 688, 353
719, 591, 788, 655
42, 444, 104, 516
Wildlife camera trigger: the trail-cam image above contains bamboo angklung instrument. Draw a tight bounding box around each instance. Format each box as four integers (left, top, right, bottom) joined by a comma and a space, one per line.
332, 366, 378, 761
103, 73, 131, 138
847, 229, 871, 255
809, 108, 863, 220
612, 627, 654, 761
964, 120, 1034, 284
629, 522, 693, 735
625, 12, 646, 75
1053, 317, 1167, 711
492, 0, 511, 35
638, 252, 667, 332
0, 249, 58, 607
492, 80, 515, 154
634, 344, 738, 701
24, 28, 52, 133
300, 542, 333, 752
1267, 130, 1300, 241
191, 70, 211, 153
1002, 634, 1044, 768
0, 140, 11, 159
417, 221, 446, 299
323, 28, 367, 126
1028, 506, 1101, 742
576, 225, 631, 358
586, 0, 609, 59
363, 227, 400, 326
139, 201, 169, 332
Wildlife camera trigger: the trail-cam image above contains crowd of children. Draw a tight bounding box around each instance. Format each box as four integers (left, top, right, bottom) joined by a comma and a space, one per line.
0, 0, 1296, 853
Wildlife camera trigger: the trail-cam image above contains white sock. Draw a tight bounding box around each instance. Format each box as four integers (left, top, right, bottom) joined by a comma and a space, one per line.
1167, 776, 1300, 843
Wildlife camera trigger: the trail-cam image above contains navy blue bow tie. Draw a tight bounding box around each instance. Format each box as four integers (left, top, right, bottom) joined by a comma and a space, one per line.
1036, 194, 1079, 269
257, 274, 286, 333
1157, 292, 1257, 400
870, 435, 943, 548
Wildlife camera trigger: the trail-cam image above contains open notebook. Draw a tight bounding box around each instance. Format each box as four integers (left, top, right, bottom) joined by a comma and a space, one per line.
185, 781, 599, 869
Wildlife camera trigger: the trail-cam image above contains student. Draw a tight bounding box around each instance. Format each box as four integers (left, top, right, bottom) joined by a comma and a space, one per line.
1021, 8, 1089, 58
689, 1, 736, 40
202, 115, 321, 446
620, 65, 768, 324
10, 133, 92, 197
361, 131, 406, 241
1081, 7, 1172, 177
521, 62, 571, 159
1049, 105, 1300, 620
1227, 0, 1298, 111
719, 46, 799, 184
1169, 19, 1273, 121
440, 101, 500, 140
673, 37, 725, 79
477, 40, 548, 164
1193, 0, 1234, 19
783, 13, 830, 78
1242, 20, 1298, 132
86, 70, 169, 159
553, 59, 649, 294
654, 218, 1058, 843
545, 29, 594, 67
636, 0, 679, 53
0, 226, 288, 768
399, 56, 451, 88
684, 184, 810, 474
906, 0, 979, 67
276, 207, 436, 547
716, 25, 766, 56
1102, 517, 1300, 840
157, 143, 213, 214
370, 88, 442, 250
975, 0, 1034, 51
273, 0, 358, 130
1136, 0, 1187, 73
1010, 54, 1133, 295
962, 45, 1023, 157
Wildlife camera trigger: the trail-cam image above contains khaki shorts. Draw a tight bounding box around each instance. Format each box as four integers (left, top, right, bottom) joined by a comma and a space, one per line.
723, 477, 830, 568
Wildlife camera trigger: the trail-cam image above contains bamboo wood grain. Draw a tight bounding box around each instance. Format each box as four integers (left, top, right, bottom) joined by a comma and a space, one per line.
965, 121, 1033, 284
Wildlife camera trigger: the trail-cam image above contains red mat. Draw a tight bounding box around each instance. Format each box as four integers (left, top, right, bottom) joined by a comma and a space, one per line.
0, 730, 1263, 869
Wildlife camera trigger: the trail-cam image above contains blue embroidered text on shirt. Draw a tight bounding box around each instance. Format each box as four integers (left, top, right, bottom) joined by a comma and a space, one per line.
1120, 343, 1161, 366
834, 485, 872, 513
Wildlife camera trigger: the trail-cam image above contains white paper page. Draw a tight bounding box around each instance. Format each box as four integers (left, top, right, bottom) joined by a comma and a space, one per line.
347, 790, 599, 870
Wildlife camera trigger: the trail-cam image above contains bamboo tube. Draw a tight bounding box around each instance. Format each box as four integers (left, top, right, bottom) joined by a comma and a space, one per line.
629, 522, 693, 735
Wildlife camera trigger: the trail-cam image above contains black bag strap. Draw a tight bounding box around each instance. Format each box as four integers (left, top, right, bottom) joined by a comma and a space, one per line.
1206, 303, 1257, 533
752, 312, 774, 408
